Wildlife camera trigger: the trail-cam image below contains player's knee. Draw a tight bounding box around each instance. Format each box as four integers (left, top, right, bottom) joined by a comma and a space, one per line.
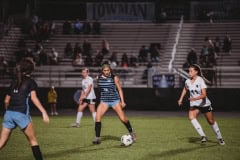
188, 116, 195, 121
207, 119, 215, 125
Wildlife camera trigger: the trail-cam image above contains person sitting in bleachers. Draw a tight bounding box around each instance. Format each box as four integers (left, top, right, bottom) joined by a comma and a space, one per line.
187, 48, 198, 65
138, 45, 148, 63
121, 53, 129, 68
82, 39, 92, 56
223, 34, 232, 55
73, 19, 82, 34
92, 20, 101, 34
101, 39, 110, 55
49, 48, 59, 65
109, 52, 118, 66
62, 20, 72, 34
149, 43, 160, 62
64, 42, 74, 58
95, 50, 104, 66
129, 54, 138, 67
82, 20, 91, 35
72, 54, 84, 66
214, 36, 221, 56
73, 42, 82, 58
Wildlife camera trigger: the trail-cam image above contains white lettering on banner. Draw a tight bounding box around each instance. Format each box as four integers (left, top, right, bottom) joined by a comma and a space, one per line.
87, 2, 155, 21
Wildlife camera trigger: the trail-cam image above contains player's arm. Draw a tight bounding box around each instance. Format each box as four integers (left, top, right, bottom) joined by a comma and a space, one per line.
4, 95, 11, 110
178, 87, 187, 106
31, 90, 50, 123
189, 88, 207, 101
114, 76, 126, 108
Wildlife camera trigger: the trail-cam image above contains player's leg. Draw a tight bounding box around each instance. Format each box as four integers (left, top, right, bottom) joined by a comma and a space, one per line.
88, 103, 96, 122
53, 103, 58, 115
50, 104, 54, 116
71, 102, 88, 127
23, 122, 43, 160
189, 108, 207, 143
0, 127, 12, 149
112, 103, 136, 141
204, 110, 225, 145
93, 103, 109, 144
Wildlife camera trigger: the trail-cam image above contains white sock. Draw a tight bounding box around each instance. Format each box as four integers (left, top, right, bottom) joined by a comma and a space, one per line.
76, 112, 83, 124
191, 119, 206, 137
211, 121, 223, 139
92, 112, 96, 122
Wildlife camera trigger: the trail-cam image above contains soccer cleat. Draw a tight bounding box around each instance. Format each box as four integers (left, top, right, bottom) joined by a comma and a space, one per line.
130, 131, 137, 142
70, 123, 80, 128
218, 138, 225, 145
201, 136, 207, 143
92, 137, 101, 144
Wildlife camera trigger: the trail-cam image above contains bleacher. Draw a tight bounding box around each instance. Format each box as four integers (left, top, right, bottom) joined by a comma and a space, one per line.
175, 22, 240, 88
1, 22, 240, 88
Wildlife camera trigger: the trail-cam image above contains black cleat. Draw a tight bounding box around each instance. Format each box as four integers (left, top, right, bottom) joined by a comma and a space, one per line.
201, 136, 207, 143
92, 137, 101, 144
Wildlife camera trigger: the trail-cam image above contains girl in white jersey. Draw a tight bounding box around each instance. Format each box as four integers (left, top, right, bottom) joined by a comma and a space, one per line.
71, 68, 96, 127
178, 64, 225, 145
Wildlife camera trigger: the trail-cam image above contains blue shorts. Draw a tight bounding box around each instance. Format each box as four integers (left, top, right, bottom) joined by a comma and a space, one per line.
3, 111, 32, 130
101, 100, 120, 108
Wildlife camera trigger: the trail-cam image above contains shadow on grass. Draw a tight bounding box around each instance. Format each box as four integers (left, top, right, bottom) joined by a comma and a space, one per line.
44, 135, 121, 159
139, 144, 217, 160
188, 137, 218, 145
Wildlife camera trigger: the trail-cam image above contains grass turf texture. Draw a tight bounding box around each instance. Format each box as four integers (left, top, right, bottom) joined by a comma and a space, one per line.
0, 114, 240, 160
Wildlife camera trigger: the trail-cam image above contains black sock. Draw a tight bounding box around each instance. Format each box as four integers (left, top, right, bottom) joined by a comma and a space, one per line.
31, 145, 43, 160
123, 120, 133, 133
95, 122, 101, 137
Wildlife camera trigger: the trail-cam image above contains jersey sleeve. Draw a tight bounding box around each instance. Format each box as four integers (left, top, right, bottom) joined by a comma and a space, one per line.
29, 79, 38, 92
200, 77, 207, 89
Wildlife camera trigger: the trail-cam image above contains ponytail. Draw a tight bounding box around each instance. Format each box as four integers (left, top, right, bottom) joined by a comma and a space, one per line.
190, 64, 212, 86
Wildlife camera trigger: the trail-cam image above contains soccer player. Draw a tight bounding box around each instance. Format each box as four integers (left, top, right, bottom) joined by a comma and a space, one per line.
0, 58, 50, 160
178, 64, 225, 145
71, 68, 96, 127
92, 63, 136, 144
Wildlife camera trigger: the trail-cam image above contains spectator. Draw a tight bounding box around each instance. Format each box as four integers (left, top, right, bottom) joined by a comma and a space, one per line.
101, 39, 110, 55
200, 45, 209, 64
149, 43, 160, 62
138, 45, 148, 63
73, 42, 82, 58
48, 86, 58, 116
214, 36, 221, 56
50, 20, 56, 35
223, 34, 232, 55
121, 53, 129, 67
72, 54, 84, 66
39, 49, 48, 65
82, 20, 91, 34
95, 50, 104, 66
62, 20, 72, 34
187, 48, 198, 65
73, 19, 82, 34
49, 48, 58, 65
129, 54, 138, 67
85, 55, 93, 66
92, 20, 101, 34
109, 52, 118, 66
82, 39, 92, 56
64, 42, 73, 58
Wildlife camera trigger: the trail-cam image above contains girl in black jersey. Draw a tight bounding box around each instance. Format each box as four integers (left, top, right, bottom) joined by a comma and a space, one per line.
92, 63, 136, 144
0, 58, 49, 160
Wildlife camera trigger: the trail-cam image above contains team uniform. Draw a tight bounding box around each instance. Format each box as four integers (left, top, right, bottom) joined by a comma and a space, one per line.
82, 76, 96, 104
3, 77, 37, 130
185, 76, 212, 113
184, 76, 225, 145
97, 74, 120, 107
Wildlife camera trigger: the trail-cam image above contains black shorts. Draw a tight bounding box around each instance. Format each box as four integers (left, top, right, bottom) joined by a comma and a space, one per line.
82, 99, 96, 104
190, 105, 213, 113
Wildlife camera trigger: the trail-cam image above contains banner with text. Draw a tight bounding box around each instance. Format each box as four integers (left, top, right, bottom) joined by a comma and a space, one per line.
87, 2, 155, 21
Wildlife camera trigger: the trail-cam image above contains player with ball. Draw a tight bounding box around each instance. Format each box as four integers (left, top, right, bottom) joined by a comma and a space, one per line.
92, 63, 136, 145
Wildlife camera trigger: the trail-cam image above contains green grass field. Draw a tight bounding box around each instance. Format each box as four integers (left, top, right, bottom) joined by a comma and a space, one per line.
0, 114, 240, 160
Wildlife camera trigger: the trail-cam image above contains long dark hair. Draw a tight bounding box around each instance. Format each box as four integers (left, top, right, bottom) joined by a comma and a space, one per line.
190, 64, 212, 85
15, 58, 35, 89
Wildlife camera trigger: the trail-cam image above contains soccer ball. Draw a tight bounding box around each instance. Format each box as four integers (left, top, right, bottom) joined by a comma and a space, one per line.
121, 134, 133, 146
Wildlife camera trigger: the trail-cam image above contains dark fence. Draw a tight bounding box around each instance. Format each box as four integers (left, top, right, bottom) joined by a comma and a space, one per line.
0, 88, 239, 112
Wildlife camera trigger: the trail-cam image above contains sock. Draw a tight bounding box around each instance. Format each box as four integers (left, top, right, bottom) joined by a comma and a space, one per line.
211, 121, 223, 139
92, 112, 96, 122
95, 122, 101, 137
76, 112, 83, 124
31, 145, 43, 160
191, 119, 206, 137
123, 120, 133, 133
